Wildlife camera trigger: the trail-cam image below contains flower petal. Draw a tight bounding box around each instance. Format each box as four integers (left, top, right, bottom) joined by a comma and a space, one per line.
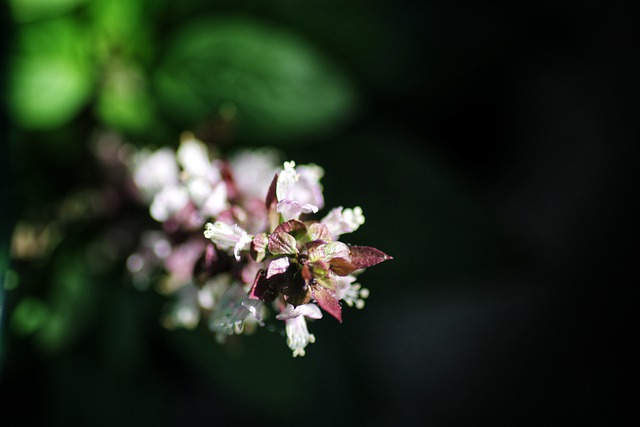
276, 303, 322, 320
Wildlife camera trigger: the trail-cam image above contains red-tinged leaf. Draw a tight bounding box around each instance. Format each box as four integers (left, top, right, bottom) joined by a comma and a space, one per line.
251, 233, 268, 262
312, 285, 342, 323
329, 257, 358, 276
266, 173, 280, 232
249, 270, 277, 302
307, 223, 332, 242
273, 219, 307, 239
265, 173, 278, 210
349, 246, 393, 269
268, 231, 298, 256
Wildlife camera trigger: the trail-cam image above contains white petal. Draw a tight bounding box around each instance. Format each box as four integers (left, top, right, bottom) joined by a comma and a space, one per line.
321, 206, 365, 239
200, 183, 228, 217
276, 303, 323, 320
132, 148, 180, 201
284, 315, 316, 357
177, 135, 211, 178
150, 185, 189, 222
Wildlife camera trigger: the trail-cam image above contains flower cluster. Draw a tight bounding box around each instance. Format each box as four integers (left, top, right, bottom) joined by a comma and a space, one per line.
126, 132, 391, 356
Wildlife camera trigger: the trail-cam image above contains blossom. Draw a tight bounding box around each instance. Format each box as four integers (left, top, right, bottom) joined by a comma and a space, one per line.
208, 284, 264, 341
230, 148, 280, 200
176, 134, 228, 215
132, 148, 179, 202
278, 304, 322, 357
176, 133, 212, 178
275, 161, 324, 221
321, 206, 365, 239
334, 275, 369, 309
204, 221, 252, 260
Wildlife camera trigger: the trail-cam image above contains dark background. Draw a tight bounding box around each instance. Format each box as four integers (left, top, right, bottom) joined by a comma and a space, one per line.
1, 1, 635, 426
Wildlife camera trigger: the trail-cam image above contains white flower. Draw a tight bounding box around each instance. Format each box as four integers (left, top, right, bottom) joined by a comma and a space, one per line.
276, 199, 318, 222
177, 133, 212, 178
203, 221, 252, 260
284, 314, 316, 357
208, 284, 264, 340
276, 161, 299, 201
132, 148, 179, 201
334, 275, 369, 309
276, 303, 322, 357
321, 206, 365, 239
200, 182, 228, 217
241, 299, 265, 325
149, 185, 189, 222
230, 149, 280, 200
275, 161, 325, 221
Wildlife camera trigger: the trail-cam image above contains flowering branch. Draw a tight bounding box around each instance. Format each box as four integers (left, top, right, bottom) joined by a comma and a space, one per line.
126, 133, 391, 356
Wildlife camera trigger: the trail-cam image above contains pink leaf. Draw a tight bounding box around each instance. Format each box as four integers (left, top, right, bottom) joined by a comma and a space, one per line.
349, 246, 393, 269
273, 219, 307, 239
312, 285, 342, 323
268, 231, 298, 256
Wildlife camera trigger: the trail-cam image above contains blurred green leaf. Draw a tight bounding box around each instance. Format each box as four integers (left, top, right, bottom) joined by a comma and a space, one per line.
88, 0, 143, 41
96, 62, 155, 133
9, 18, 93, 129
155, 16, 357, 143
87, 0, 155, 63
10, 297, 50, 336
9, 0, 88, 23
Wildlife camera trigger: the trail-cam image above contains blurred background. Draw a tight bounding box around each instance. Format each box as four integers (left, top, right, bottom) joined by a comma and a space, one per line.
0, 0, 635, 426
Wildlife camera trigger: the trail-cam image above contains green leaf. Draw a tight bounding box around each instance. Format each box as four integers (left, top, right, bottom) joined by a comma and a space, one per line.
87, 0, 155, 62
154, 16, 357, 143
9, 18, 93, 129
96, 63, 155, 133
9, 0, 88, 23
321, 241, 350, 261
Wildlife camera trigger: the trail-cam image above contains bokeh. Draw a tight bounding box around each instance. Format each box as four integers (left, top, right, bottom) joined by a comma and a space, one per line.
1, 1, 634, 426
